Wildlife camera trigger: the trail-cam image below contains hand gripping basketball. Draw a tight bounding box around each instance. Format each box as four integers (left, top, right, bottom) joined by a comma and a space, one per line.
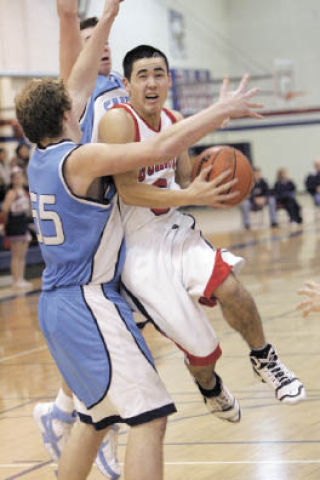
191, 146, 254, 207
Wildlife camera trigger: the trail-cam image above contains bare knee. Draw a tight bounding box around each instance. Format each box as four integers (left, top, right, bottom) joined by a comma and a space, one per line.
214, 273, 244, 303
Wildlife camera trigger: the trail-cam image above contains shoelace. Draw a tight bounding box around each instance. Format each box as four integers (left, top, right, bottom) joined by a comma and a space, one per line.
261, 353, 293, 386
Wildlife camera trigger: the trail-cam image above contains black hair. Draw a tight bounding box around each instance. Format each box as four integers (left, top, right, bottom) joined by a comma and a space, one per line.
123, 45, 169, 80
80, 17, 98, 30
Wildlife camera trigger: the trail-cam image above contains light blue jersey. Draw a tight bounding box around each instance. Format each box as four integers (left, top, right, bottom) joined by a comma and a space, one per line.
28, 140, 124, 290
80, 72, 129, 144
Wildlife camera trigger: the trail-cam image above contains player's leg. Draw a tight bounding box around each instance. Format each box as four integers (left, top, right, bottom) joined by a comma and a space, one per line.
214, 273, 266, 348
213, 273, 306, 403
33, 381, 76, 462
121, 218, 240, 423
58, 423, 105, 480
185, 362, 240, 422
172, 214, 305, 404
34, 380, 120, 478
124, 417, 167, 480
39, 285, 174, 479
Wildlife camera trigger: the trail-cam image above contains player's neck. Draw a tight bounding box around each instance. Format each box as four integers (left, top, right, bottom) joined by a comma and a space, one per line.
131, 104, 161, 131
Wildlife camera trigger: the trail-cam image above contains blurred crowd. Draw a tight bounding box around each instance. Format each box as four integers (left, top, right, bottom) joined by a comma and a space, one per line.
0, 143, 34, 289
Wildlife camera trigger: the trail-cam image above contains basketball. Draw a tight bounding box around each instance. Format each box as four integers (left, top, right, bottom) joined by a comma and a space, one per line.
191, 146, 254, 206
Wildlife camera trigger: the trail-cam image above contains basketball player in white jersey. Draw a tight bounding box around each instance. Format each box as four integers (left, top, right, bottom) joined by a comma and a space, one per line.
103, 43, 306, 406
100, 44, 305, 408
28, 2, 266, 479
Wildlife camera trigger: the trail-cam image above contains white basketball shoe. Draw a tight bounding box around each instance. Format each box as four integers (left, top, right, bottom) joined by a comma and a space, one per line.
200, 374, 241, 423
250, 344, 306, 404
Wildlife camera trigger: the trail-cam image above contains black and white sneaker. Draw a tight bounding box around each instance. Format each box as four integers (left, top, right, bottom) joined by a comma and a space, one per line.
250, 344, 306, 404
199, 374, 241, 423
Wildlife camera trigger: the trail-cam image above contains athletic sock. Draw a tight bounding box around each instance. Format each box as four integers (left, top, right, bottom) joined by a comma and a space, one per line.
55, 388, 75, 414
250, 343, 272, 359
197, 374, 221, 398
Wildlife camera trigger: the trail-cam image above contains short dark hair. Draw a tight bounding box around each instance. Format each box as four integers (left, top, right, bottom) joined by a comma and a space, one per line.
80, 17, 98, 30
123, 45, 169, 80
15, 79, 72, 144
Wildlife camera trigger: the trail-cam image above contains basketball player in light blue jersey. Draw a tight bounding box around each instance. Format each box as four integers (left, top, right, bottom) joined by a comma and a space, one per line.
18, 1, 263, 479
78, 16, 129, 144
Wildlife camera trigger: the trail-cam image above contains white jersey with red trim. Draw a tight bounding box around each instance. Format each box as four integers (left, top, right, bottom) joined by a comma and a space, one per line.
113, 103, 181, 234
115, 103, 245, 366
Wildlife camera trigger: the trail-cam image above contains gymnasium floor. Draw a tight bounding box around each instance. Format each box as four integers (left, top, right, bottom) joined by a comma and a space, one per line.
1, 196, 319, 480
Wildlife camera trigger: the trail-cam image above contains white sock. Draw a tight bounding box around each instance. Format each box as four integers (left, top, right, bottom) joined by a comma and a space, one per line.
55, 387, 75, 414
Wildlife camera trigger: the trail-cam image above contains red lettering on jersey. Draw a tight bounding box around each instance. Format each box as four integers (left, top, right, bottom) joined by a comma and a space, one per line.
151, 178, 170, 216
138, 168, 145, 182
138, 158, 177, 182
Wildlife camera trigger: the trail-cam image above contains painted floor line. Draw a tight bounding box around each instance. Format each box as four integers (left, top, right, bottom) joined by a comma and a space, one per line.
0, 346, 47, 363
1, 459, 320, 468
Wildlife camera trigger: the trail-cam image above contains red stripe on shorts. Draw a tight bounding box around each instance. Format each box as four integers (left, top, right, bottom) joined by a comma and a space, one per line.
180, 344, 222, 366
202, 248, 232, 302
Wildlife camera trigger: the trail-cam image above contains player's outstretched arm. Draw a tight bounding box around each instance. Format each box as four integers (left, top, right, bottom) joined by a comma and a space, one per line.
56, 0, 81, 82
67, 0, 123, 120
297, 281, 320, 317
66, 74, 262, 195
98, 108, 237, 208
113, 167, 238, 208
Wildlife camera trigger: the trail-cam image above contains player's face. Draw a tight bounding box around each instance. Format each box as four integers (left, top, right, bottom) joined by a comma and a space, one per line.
80, 26, 112, 76
125, 57, 171, 118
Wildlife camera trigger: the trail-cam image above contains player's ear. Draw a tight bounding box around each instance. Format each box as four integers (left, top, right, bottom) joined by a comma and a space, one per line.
168, 71, 172, 88
122, 77, 131, 95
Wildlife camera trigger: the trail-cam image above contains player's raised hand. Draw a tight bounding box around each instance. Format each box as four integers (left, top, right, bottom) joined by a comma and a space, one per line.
56, 0, 78, 17
102, 0, 124, 19
218, 74, 263, 120
297, 280, 320, 317
186, 168, 239, 208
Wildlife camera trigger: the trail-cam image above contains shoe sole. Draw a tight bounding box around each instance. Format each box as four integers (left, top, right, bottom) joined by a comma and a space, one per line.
252, 370, 307, 404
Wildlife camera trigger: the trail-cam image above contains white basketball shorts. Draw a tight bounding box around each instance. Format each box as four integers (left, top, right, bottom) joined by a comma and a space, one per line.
121, 211, 244, 366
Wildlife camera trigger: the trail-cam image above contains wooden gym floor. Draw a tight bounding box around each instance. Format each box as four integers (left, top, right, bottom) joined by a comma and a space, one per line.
1, 196, 319, 480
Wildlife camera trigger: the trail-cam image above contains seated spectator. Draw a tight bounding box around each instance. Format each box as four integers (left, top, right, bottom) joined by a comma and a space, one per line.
0, 147, 11, 203
305, 160, 320, 207
273, 168, 302, 224
10, 143, 30, 188
1, 167, 32, 289
240, 167, 278, 230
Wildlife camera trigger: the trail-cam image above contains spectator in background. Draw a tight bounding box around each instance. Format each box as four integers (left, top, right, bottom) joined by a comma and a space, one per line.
0, 147, 11, 203
273, 168, 302, 225
10, 143, 30, 187
1, 167, 32, 289
305, 160, 320, 207
240, 167, 278, 230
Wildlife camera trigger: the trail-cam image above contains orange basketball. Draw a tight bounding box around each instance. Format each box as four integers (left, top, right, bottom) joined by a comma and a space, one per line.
191, 145, 254, 206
